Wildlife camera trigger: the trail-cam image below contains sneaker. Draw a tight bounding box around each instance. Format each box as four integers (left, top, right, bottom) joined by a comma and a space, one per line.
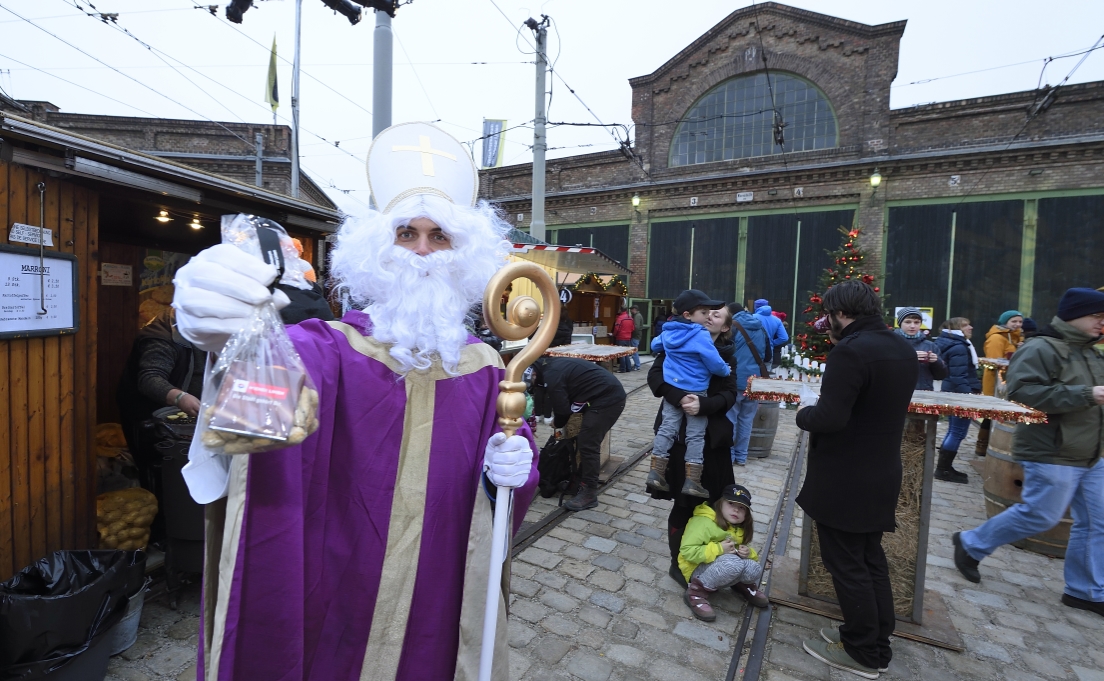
952, 532, 981, 583
1061, 593, 1104, 617
563, 484, 598, 511
684, 578, 716, 621
819, 630, 888, 672
802, 638, 879, 679
733, 582, 770, 608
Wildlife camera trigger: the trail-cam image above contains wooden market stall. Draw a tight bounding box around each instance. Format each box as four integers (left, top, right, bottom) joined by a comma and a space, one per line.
0, 113, 339, 581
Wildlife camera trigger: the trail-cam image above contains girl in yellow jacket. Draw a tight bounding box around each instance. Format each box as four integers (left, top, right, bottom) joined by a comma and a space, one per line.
977, 310, 1024, 456
678, 484, 767, 621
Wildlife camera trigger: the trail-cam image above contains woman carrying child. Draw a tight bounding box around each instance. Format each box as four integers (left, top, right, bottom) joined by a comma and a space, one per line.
679, 484, 769, 620
646, 290, 732, 497
648, 305, 739, 586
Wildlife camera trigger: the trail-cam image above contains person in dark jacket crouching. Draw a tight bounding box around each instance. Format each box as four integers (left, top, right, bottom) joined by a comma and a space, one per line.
933, 317, 982, 483
954, 288, 1104, 618
647, 306, 738, 588
795, 281, 918, 679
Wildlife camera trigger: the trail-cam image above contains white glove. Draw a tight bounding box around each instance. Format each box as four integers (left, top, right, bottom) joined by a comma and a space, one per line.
483, 432, 533, 489
172, 243, 290, 353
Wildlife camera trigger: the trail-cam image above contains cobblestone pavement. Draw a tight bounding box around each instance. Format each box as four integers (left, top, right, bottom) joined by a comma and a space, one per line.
113, 362, 1104, 680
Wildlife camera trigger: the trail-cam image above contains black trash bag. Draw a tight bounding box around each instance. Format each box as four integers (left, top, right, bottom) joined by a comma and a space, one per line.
1, 551, 146, 679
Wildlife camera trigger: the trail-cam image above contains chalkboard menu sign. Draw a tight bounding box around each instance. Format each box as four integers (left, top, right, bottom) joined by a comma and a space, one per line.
0, 244, 79, 339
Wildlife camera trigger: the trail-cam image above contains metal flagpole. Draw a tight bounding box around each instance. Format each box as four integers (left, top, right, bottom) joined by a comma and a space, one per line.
372, 9, 393, 136
528, 17, 548, 242
290, 0, 302, 198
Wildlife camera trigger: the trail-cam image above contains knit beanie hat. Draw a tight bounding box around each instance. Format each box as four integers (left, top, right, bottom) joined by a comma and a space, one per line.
998, 310, 1023, 325
896, 306, 922, 327
1022, 317, 1037, 333
1056, 288, 1104, 321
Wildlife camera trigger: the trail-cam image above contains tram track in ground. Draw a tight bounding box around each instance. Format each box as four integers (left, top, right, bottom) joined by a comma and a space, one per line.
726, 431, 808, 681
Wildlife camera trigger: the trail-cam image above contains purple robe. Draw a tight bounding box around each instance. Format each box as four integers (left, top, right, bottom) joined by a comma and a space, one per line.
198, 311, 539, 681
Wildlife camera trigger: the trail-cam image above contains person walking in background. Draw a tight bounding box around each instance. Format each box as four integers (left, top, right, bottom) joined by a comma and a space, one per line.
895, 307, 947, 391
795, 281, 918, 679
934, 317, 982, 483
612, 303, 635, 373
630, 304, 645, 371
753, 298, 789, 367
976, 310, 1025, 456
954, 288, 1104, 618
727, 303, 770, 466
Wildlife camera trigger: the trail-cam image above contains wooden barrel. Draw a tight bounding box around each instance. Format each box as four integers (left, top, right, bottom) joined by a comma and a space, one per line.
983, 426, 1071, 557
748, 401, 780, 459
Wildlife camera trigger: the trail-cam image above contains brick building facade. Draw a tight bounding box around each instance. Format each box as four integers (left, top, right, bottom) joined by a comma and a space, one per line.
479, 2, 1104, 331
0, 97, 335, 209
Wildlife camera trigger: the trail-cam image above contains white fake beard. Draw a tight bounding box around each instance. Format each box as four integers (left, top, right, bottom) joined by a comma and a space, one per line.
365, 245, 477, 376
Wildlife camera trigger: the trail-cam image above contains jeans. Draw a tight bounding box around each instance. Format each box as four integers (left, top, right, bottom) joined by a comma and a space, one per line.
653, 395, 709, 465
691, 554, 763, 590
615, 339, 633, 372
941, 415, 971, 452
630, 338, 641, 370
727, 392, 759, 464
816, 523, 894, 670
960, 459, 1104, 602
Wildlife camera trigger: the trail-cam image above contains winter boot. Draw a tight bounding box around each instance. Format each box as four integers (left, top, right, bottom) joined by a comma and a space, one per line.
975, 422, 990, 457
935, 448, 969, 484
645, 456, 670, 493
681, 462, 710, 498
684, 578, 716, 621
668, 560, 688, 588
564, 483, 599, 511
733, 582, 770, 608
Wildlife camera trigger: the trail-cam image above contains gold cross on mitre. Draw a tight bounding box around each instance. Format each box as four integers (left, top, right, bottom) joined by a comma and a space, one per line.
390, 135, 457, 177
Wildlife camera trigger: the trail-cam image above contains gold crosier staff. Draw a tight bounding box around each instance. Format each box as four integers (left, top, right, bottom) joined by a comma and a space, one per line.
477, 261, 558, 681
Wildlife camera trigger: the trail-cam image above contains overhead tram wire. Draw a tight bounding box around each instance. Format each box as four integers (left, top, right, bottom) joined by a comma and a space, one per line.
893, 42, 1104, 90
392, 27, 439, 118
0, 50, 162, 118
950, 32, 1104, 210
51, 0, 370, 166
0, 2, 257, 153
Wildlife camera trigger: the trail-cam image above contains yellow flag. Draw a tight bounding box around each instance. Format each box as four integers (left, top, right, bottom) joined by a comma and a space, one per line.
265, 35, 279, 112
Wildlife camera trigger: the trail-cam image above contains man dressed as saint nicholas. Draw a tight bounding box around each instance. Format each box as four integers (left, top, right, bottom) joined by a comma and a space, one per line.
171, 122, 540, 681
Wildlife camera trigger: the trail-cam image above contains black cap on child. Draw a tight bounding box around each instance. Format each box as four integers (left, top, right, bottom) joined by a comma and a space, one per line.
721, 484, 753, 509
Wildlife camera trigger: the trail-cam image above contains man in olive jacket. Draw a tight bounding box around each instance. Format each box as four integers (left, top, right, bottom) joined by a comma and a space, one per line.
954, 288, 1104, 617
795, 281, 918, 678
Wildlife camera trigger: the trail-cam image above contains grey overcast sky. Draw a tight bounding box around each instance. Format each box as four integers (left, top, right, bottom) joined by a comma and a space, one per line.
1, 0, 1103, 214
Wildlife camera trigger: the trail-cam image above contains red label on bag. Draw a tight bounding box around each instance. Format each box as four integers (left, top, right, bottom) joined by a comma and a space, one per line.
231, 379, 289, 400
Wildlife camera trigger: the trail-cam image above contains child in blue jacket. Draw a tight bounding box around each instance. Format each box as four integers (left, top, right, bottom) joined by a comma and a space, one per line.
646, 290, 731, 498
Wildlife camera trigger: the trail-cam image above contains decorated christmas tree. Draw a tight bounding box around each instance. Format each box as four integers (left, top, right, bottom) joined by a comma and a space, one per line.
793, 226, 880, 361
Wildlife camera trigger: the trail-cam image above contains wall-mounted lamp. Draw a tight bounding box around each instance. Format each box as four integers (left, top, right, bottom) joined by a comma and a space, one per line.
631, 194, 640, 208
189, 218, 203, 230
154, 210, 172, 223
1028, 169, 1044, 176
870, 168, 882, 197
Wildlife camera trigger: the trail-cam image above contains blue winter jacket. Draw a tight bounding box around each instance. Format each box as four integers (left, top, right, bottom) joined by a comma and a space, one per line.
895, 330, 948, 391
934, 330, 981, 394
731, 311, 770, 391
650, 317, 731, 391
755, 305, 790, 348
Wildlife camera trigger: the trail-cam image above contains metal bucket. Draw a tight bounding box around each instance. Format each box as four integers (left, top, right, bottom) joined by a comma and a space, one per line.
747, 401, 779, 459
108, 577, 150, 656
983, 428, 1071, 558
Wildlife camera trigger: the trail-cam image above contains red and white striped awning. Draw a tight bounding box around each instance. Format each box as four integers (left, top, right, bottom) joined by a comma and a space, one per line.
510, 243, 630, 276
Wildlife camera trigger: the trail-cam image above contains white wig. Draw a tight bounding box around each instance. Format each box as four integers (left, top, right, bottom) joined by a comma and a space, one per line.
328, 194, 511, 375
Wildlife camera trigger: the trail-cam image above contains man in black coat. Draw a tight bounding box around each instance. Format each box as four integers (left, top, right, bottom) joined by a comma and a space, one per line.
795, 281, 918, 678
532, 357, 627, 511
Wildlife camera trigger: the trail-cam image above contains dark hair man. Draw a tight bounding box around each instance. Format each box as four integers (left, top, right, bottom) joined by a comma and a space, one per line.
795, 281, 918, 678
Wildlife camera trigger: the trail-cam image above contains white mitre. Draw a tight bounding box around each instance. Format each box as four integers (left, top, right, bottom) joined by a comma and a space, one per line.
367, 122, 478, 213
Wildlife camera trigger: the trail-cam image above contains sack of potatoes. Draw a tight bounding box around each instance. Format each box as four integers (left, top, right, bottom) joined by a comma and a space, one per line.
97, 487, 158, 551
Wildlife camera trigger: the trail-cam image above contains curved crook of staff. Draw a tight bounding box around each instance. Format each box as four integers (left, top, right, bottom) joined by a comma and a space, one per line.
477, 261, 559, 681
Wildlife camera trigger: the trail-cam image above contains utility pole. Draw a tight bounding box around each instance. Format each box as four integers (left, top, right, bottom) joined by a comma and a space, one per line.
526, 16, 549, 242
255, 132, 264, 187
290, 0, 303, 198
372, 9, 393, 137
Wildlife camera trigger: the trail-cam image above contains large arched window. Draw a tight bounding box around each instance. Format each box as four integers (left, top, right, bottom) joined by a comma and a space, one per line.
669, 72, 837, 167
